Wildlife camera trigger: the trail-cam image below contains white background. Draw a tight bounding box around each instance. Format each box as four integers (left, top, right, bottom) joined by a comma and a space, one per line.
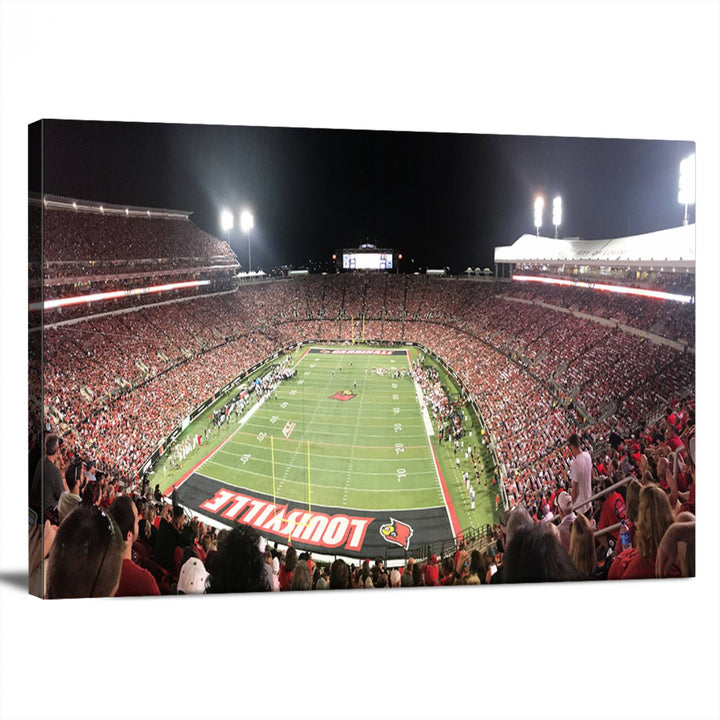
1, 2, 719, 719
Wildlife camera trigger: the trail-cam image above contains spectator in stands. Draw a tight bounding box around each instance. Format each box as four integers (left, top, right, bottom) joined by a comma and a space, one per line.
440, 556, 455, 586
207, 525, 270, 593
82, 480, 102, 506
329, 559, 350, 590
608, 485, 678, 580
655, 513, 695, 578
270, 556, 281, 591
454, 550, 470, 584
623, 479, 642, 548
401, 558, 415, 587
109, 495, 160, 597
46, 504, 125, 598
568, 514, 599, 580
177, 557, 209, 594
155, 504, 185, 572
423, 554, 440, 586
596, 477, 627, 552
568, 433, 593, 517
291, 559, 312, 590
279, 546, 297, 591
555, 491, 576, 552
138, 503, 158, 549
468, 549, 489, 585
57, 461, 83, 521
503, 524, 582, 583
30, 434, 65, 513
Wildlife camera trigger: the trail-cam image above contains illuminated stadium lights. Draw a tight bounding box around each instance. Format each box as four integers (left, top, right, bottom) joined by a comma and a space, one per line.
512, 274, 692, 304
240, 209, 254, 272
678, 153, 695, 226
533, 196, 544, 236
240, 209, 254, 233
220, 209, 234, 232
29, 280, 212, 311
552, 196, 562, 238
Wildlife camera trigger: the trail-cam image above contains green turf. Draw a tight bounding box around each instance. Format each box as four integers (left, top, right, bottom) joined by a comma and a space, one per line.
203, 349, 443, 511
154, 345, 499, 533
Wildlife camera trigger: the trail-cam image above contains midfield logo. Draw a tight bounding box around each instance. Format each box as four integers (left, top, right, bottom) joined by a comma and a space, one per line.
329, 389, 356, 401
379, 518, 414, 550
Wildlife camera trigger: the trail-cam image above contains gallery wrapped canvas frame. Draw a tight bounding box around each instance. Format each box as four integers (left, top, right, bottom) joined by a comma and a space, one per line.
28, 119, 696, 599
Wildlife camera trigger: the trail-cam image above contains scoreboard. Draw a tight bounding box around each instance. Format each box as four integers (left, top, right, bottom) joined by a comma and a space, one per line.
342, 252, 393, 270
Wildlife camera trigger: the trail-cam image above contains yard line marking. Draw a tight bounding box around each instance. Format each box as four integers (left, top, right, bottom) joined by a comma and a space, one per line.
406, 348, 461, 537
164, 390, 271, 495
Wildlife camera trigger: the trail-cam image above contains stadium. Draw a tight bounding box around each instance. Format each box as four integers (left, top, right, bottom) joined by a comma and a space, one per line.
29, 145, 696, 596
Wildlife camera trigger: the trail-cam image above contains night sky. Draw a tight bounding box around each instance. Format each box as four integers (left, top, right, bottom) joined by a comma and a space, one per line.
37, 120, 694, 273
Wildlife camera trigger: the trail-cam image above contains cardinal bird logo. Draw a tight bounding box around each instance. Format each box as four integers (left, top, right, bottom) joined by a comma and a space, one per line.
329, 389, 356, 401
379, 518, 414, 550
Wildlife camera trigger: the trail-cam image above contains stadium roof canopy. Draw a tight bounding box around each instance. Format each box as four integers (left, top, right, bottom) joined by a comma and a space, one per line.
494, 224, 695, 271
33, 193, 193, 220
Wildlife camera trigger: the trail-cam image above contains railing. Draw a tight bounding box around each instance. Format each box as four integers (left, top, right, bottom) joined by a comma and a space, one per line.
548, 474, 635, 526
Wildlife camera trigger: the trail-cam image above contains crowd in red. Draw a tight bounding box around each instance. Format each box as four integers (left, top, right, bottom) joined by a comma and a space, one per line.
30, 208, 695, 596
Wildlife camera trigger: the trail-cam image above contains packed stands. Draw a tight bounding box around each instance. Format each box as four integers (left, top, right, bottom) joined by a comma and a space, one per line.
30, 203, 696, 596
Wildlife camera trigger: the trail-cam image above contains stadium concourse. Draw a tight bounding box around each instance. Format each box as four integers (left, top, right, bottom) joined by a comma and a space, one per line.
29, 197, 696, 597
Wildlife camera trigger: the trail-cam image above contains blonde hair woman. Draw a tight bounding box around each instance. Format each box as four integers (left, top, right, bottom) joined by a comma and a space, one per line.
568, 514, 598, 579
608, 485, 678, 580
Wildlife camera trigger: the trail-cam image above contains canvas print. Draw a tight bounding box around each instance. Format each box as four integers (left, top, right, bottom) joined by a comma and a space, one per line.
28, 121, 695, 598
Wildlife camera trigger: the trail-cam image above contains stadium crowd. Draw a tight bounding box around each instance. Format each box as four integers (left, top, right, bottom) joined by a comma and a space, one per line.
30, 390, 695, 597
30, 207, 696, 596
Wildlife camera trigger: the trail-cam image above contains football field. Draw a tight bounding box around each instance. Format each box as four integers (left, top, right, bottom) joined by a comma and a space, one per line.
200, 348, 447, 512
173, 346, 491, 559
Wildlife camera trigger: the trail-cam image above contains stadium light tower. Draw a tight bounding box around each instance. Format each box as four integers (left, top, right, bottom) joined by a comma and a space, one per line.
534, 196, 544, 237
220, 209, 234, 244
552, 196, 562, 238
678, 153, 695, 226
240, 209, 254, 272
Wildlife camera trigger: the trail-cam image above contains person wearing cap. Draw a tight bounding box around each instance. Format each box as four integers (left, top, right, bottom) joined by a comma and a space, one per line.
30, 434, 66, 513
177, 557, 208, 594
556, 491, 576, 552
109, 496, 160, 597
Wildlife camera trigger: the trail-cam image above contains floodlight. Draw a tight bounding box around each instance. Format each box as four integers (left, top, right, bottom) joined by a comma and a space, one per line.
240, 210, 254, 233
552, 196, 562, 224
552, 196, 562, 237
221, 209, 234, 232
678, 153, 695, 225
534, 196, 544, 234
240, 209, 254, 272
